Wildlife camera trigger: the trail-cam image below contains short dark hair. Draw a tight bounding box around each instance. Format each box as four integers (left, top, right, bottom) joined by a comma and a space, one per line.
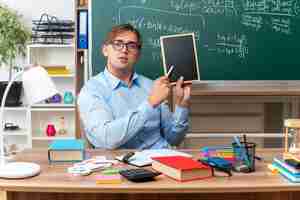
103, 24, 142, 49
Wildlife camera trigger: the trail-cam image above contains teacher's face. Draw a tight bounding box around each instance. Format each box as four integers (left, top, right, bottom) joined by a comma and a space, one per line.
102, 31, 141, 73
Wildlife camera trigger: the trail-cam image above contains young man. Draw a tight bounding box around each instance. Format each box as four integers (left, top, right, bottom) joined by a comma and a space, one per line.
78, 24, 191, 149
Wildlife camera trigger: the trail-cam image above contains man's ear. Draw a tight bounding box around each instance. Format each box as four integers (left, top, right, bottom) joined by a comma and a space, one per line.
102, 45, 108, 57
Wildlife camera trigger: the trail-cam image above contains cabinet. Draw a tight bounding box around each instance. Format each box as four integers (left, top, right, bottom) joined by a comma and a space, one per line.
2, 107, 31, 152
2, 1, 80, 150
26, 44, 76, 148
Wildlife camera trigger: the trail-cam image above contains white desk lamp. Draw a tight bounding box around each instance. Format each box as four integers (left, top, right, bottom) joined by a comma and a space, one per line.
0, 65, 57, 178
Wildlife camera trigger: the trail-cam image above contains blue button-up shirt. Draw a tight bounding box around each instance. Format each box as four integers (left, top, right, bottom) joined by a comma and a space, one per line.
77, 68, 189, 149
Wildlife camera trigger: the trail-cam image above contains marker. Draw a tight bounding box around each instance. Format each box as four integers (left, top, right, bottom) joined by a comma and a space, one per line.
166, 65, 175, 77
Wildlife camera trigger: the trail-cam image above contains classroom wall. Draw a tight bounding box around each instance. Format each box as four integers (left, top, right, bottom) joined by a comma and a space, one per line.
0, 0, 74, 27
0, 0, 74, 80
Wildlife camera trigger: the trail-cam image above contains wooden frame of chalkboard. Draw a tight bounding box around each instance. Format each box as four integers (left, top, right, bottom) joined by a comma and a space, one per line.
160, 33, 200, 83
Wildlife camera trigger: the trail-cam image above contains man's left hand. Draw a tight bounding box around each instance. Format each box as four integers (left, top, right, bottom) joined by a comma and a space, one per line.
174, 76, 191, 108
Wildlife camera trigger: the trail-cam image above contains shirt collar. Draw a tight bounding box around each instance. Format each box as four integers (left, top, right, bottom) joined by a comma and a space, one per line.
104, 68, 140, 90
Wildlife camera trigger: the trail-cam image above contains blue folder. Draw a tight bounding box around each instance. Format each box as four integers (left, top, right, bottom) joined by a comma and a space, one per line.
77, 10, 88, 49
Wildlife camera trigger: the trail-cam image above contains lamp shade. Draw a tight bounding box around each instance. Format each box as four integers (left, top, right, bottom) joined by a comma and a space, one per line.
22, 66, 58, 105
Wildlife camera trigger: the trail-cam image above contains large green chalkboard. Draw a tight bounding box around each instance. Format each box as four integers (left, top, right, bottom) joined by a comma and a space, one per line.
91, 0, 300, 80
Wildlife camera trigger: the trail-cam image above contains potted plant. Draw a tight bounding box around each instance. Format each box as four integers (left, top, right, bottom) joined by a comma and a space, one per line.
0, 5, 30, 80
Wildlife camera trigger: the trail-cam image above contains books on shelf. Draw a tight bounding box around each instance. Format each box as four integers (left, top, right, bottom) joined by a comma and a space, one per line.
151, 156, 212, 182
48, 139, 85, 163
43, 65, 71, 75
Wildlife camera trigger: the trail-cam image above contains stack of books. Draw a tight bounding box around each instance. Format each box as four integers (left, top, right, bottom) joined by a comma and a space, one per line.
200, 146, 235, 164
272, 155, 300, 182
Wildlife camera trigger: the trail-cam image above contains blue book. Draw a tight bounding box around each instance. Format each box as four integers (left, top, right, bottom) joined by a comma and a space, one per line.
272, 163, 300, 182
48, 139, 85, 163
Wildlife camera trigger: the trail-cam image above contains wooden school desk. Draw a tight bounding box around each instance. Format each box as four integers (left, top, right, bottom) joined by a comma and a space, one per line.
0, 149, 299, 200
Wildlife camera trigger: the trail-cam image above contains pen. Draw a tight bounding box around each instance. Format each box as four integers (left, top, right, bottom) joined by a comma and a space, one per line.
166, 65, 175, 77
243, 134, 250, 164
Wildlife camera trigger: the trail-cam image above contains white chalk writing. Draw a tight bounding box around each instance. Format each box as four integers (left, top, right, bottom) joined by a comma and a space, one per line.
128, 16, 200, 39
201, 0, 238, 15
112, 1, 299, 61
243, 0, 297, 16
118, 6, 206, 28
272, 17, 291, 34
242, 0, 299, 34
152, 52, 161, 61
208, 33, 249, 59
170, 0, 238, 16
170, 0, 201, 15
241, 14, 263, 31
146, 37, 161, 48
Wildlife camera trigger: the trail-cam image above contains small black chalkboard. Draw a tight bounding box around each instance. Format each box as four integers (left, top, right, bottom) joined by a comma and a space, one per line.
160, 33, 200, 83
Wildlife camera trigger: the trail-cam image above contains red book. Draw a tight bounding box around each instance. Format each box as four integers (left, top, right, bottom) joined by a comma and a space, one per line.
151, 156, 212, 182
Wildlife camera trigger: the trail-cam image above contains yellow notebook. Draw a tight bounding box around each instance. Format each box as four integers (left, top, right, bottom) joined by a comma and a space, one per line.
43, 66, 70, 75
95, 174, 122, 184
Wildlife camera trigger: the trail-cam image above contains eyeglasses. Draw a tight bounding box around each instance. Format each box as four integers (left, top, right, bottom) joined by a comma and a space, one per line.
109, 40, 141, 53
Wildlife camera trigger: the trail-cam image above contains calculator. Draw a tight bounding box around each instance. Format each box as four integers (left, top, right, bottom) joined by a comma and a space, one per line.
119, 168, 161, 182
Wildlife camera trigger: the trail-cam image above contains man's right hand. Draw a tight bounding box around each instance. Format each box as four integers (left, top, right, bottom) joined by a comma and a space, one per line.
148, 76, 170, 107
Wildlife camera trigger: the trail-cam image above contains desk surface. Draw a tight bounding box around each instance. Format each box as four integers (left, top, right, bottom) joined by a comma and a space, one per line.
0, 149, 298, 194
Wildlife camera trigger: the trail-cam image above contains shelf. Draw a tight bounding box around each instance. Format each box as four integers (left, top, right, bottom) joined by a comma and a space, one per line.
5, 105, 75, 111
3, 129, 29, 136
77, 6, 88, 10
32, 136, 75, 140
3, 107, 27, 111
32, 103, 75, 108
28, 44, 75, 48
31, 104, 75, 112
49, 73, 75, 78
31, 107, 75, 112
76, 49, 86, 52
6, 2, 78, 149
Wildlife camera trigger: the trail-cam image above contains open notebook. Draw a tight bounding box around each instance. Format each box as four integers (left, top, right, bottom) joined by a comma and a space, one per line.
115, 149, 192, 167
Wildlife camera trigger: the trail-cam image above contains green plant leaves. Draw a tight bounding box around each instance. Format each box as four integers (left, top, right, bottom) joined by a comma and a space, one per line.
0, 5, 30, 65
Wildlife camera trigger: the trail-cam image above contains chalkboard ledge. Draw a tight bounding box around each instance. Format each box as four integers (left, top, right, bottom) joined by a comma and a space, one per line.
191, 81, 300, 96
